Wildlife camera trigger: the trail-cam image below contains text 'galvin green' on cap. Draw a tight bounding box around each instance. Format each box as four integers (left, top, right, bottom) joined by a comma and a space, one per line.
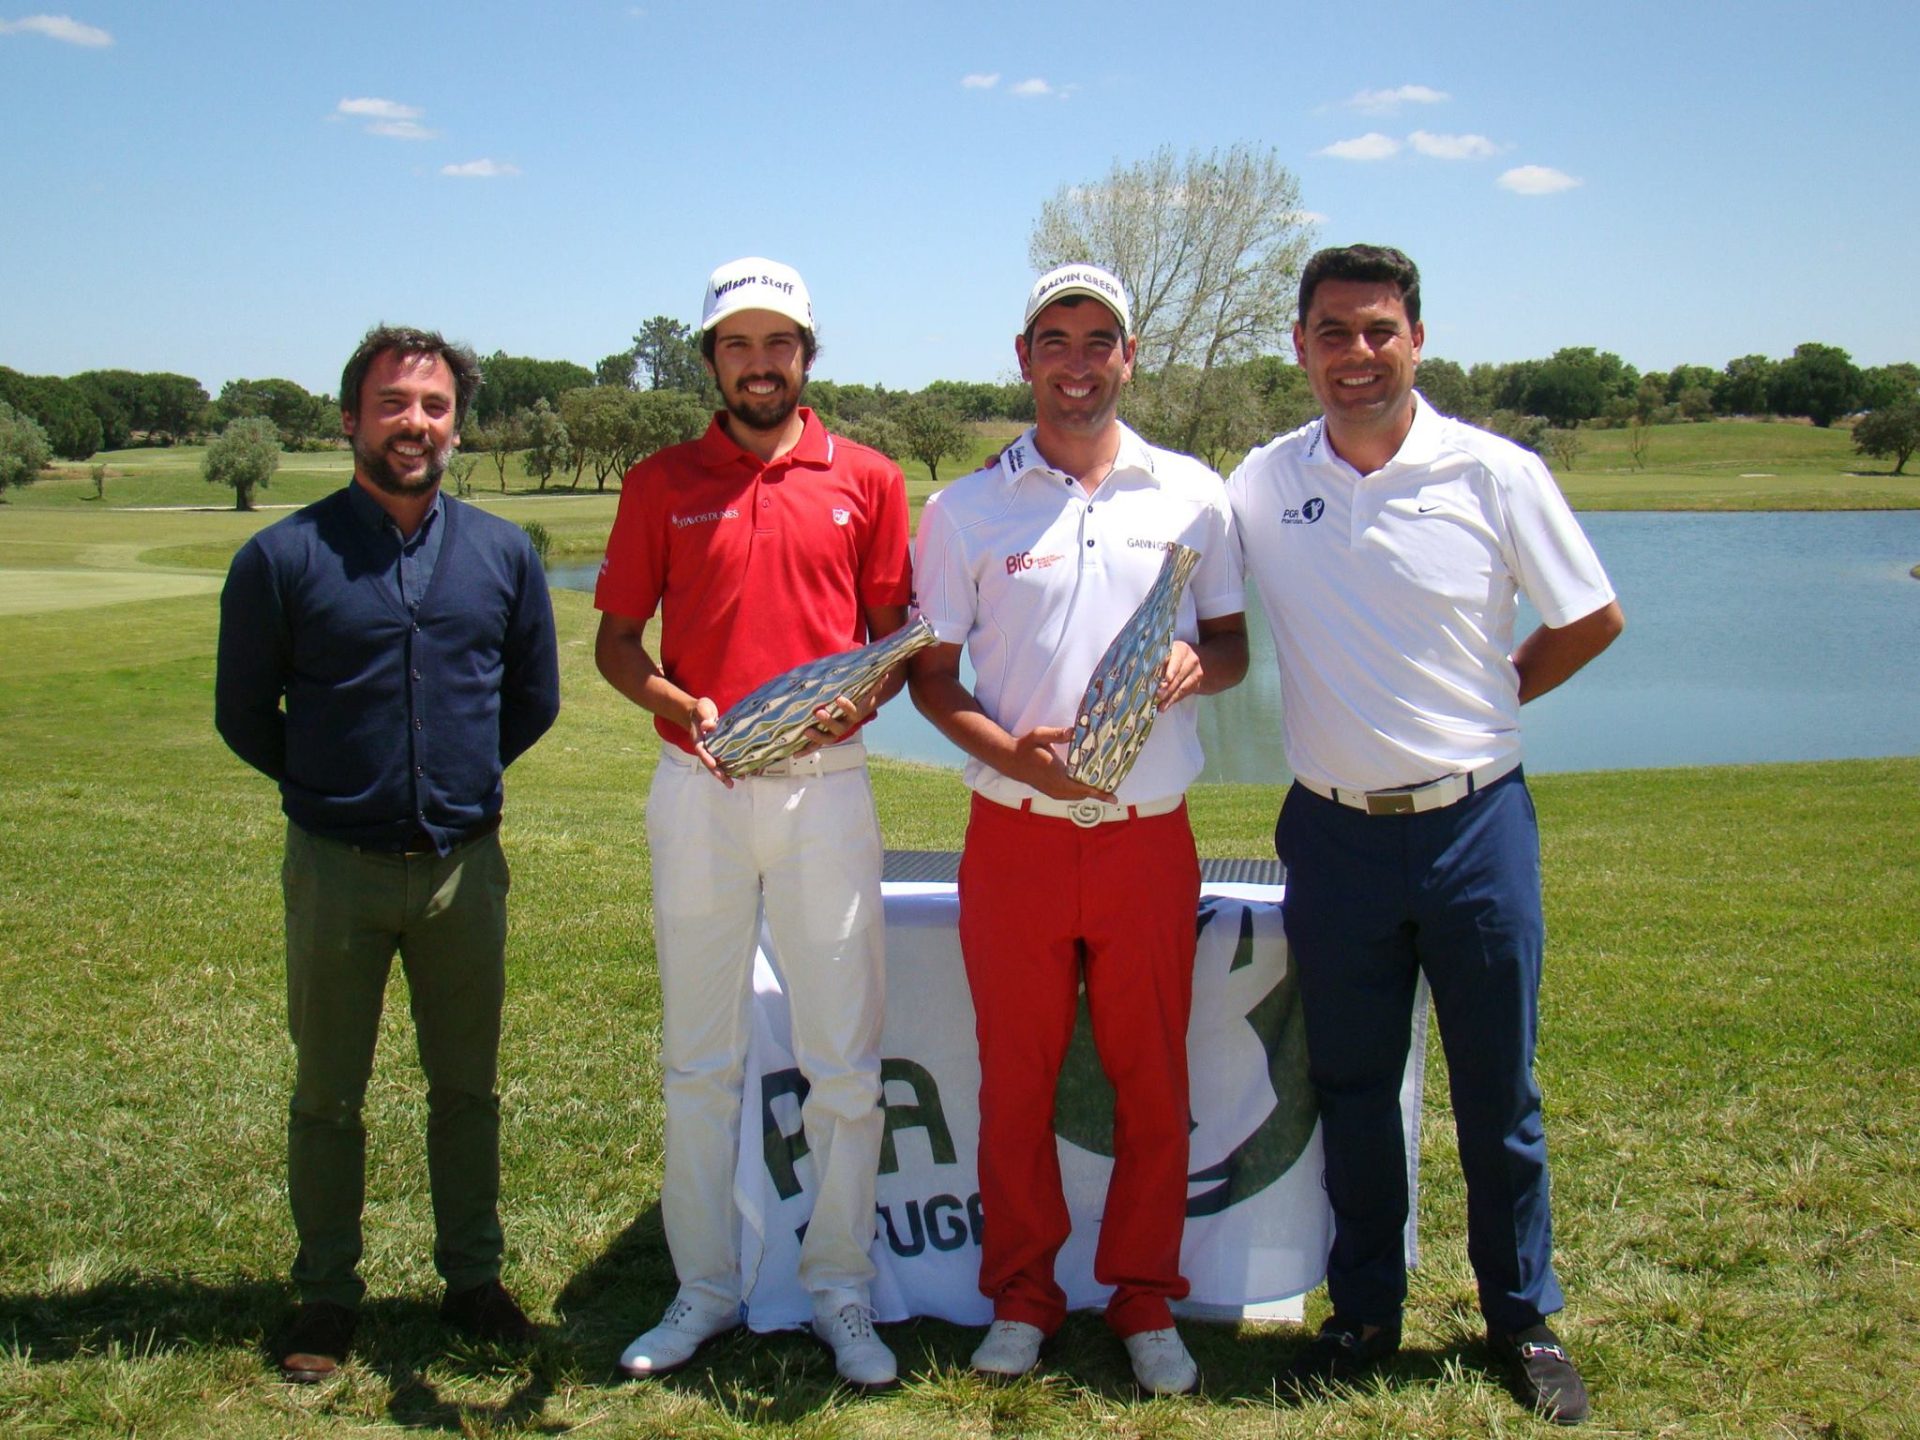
701, 257, 814, 334
1022, 263, 1132, 337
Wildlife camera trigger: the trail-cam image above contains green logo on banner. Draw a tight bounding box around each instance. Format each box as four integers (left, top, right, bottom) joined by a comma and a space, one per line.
1050, 902, 1317, 1215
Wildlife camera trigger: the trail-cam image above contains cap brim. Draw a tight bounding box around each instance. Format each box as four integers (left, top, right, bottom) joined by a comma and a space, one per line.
1023, 284, 1130, 334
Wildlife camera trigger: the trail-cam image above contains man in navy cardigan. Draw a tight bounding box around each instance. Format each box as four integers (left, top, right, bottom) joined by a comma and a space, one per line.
216, 325, 560, 1383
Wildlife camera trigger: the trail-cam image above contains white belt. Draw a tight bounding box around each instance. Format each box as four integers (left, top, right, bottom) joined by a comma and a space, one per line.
663, 739, 868, 778
1298, 754, 1521, 816
986, 791, 1186, 830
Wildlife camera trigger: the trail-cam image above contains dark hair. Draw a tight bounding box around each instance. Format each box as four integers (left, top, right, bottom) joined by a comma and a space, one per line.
699, 324, 820, 369
1298, 245, 1422, 326
339, 325, 483, 429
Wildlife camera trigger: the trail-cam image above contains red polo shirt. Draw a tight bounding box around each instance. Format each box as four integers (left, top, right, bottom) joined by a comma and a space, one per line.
595, 408, 911, 752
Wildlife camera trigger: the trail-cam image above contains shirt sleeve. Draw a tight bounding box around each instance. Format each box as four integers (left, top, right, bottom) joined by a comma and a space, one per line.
1188, 478, 1247, 622
1498, 455, 1617, 629
593, 459, 668, 620
858, 459, 913, 610
910, 490, 976, 646
499, 538, 561, 768
213, 538, 290, 781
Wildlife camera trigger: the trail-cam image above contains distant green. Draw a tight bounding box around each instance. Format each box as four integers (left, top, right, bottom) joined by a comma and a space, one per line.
9, 417, 1917, 568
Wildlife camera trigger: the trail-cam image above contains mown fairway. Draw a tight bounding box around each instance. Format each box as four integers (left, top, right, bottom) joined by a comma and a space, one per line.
1550, 419, 1920, 510
14, 415, 1919, 550
0, 478, 1916, 1437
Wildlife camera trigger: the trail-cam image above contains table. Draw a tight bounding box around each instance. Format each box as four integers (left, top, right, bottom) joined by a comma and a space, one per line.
734, 861, 1426, 1331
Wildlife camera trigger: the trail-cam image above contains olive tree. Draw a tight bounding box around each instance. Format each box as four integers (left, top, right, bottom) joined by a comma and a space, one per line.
0, 401, 52, 497
892, 396, 971, 485
203, 415, 282, 511
1853, 402, 1920, 475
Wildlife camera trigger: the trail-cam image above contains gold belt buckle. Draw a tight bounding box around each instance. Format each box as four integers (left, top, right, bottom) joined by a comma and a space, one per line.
1365, 790, 1419, 816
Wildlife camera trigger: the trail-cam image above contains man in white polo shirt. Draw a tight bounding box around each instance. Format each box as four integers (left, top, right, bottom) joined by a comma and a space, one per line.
1229, 244, 1622, 1425
595, 257, 911, 1388
909, 263, 1247, 1395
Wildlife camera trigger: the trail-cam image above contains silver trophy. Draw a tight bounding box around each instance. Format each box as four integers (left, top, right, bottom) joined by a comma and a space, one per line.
703, 616, 938, 778
1065, 543, 1201, 793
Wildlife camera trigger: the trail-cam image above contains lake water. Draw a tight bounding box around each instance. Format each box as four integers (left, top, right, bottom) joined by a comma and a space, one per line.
551, 510, 1920, 778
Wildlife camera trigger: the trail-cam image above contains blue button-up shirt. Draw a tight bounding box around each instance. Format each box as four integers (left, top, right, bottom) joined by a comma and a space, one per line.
215, 482, 560, 852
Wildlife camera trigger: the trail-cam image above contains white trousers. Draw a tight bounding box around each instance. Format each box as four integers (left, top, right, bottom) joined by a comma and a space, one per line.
645, 746, 886, 1312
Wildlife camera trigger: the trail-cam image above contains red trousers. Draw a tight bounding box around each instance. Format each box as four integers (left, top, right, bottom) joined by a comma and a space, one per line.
957, 794, 1199, 1336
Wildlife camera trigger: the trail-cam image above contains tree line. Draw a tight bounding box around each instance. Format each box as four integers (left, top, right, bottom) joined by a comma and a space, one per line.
5, 137, 1918, 497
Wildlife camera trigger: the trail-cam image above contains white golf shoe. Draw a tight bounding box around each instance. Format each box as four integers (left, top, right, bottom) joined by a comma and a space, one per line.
812, 1303, 897, 1388
1124, 1326, 1198, 1395
970, 1318, 1045, 1378
618, 1292, 740, 1377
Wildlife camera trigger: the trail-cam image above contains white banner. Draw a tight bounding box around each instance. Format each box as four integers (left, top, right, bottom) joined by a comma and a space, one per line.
736, 881, 1426, 1331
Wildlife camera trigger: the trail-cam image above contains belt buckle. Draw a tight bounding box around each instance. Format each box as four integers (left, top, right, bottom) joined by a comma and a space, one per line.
1365, 790, 1418, 817
1068, 798, 1106, 828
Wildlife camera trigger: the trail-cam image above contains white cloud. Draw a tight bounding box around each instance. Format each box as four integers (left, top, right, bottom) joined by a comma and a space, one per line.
368, 119, 437, 140
0, 13, 112, 45
441, 158, 520, 179
1345, 83, 1447, 114
1319, 132, 1401, 161
960, 72, 999, 89
1009, 77, 1052, 97
1499, 164, 1581, 195
1409, 130, 1500, 160
336, 97, 422, 121
335, 97, 437, 140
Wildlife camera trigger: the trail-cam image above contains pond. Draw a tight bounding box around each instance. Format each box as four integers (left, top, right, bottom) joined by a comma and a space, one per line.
550, 510, 1920, 779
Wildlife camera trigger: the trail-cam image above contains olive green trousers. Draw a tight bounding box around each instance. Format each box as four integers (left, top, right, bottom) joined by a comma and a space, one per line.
281, 823, 510, 1307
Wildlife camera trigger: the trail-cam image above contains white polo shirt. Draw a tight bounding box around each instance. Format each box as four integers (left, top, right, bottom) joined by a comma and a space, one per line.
1228, 394, 1615, 793
915, 423, 1244, 807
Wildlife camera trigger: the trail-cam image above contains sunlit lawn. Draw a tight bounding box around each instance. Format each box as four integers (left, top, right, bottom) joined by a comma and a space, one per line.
0, 521, 1915, 1436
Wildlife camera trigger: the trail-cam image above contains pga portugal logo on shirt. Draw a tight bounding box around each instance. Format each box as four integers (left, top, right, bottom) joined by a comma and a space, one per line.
1280, 497, 1326, 526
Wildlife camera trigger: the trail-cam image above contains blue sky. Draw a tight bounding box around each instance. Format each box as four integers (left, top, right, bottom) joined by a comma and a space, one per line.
4, 0, 1916, 399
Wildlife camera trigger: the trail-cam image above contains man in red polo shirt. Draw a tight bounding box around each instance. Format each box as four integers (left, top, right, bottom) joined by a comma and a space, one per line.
594, 257, 911, 1389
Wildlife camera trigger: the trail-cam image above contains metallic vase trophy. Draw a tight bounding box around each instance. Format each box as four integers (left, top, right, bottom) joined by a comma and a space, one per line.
703, 616, 938, 778
1065, 543, 1201, 794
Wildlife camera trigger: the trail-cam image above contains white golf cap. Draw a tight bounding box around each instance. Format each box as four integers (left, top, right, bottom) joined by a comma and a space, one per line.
701, 256, 814, 333
1022, 263, 1132, 336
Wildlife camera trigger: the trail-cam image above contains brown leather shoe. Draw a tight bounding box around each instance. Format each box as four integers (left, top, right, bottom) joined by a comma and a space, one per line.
440, 1278, 537, 1344
279, 1301, 357, 1384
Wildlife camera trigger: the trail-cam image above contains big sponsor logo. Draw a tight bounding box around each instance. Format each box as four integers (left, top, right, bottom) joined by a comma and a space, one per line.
762, 1058, 988, 1255
758, 900, 1314, 1254
1052, 901, 1316, 1215
1279, 497, 1325, 526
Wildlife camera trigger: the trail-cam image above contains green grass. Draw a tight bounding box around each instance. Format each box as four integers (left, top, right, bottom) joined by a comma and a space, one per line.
12, 415, 1911, 563
0, 530, 1916, 1437
1552, 419, 1920, 510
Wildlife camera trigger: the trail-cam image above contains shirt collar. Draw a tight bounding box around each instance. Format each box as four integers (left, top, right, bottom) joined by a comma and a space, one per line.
998, 421, 1157, 488
344, 478, 444, 538
695, 406, 834, 472
1299, 393, 1443, 474
1385, 392, 1446, 469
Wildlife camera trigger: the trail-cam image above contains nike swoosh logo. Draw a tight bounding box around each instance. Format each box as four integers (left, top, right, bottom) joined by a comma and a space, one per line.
1417, 503, 1441, 513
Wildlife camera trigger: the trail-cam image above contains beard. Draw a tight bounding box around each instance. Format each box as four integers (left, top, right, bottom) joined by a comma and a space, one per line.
354, 431, 452, 497
722, 374, 802, 434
